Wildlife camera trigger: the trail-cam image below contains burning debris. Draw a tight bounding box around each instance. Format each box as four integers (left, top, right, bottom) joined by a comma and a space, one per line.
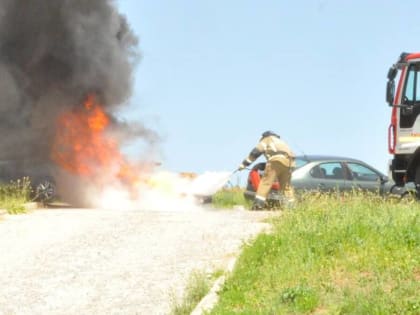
0, 0, 160, 205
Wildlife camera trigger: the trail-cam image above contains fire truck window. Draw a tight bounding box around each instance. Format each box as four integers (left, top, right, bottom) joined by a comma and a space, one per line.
404, 69, 415, 103
400, 65, 420, 128
403, 66, 420, 103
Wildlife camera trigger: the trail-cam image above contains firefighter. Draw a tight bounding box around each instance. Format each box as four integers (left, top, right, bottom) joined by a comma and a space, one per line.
238, 131, 295, 210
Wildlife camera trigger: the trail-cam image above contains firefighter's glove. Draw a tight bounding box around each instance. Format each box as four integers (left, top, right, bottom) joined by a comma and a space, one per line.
238, 164, 246, 171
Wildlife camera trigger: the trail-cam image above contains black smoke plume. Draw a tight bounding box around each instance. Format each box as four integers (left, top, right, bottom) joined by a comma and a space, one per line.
0, 0, 146, 161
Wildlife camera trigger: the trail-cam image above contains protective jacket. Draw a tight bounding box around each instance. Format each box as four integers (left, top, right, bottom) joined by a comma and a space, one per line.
241, 135, 295, 168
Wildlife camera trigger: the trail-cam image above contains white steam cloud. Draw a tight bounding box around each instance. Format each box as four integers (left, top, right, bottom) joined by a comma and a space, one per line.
92, 171, 233, 211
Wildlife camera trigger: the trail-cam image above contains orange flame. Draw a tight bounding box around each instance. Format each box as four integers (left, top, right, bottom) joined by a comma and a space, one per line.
51, 94, 141, 187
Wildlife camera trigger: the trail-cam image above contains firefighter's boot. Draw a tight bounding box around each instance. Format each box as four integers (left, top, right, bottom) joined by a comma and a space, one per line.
251, 197, 266, 210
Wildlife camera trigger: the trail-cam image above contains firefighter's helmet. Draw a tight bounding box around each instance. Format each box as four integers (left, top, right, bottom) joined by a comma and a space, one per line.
261, 130, 280, 139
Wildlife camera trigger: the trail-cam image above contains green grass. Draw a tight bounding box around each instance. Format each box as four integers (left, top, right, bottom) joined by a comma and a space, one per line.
170, 270, 213, 315
0, 178, 31, 214
209, 192, 420, 314
211, 187, 252, 209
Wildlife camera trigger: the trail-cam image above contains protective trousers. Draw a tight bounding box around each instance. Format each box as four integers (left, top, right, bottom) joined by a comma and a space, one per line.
255, 159, 294, 202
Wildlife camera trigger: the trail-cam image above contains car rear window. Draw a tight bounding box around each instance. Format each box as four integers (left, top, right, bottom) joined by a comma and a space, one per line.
294, 158, 309, 169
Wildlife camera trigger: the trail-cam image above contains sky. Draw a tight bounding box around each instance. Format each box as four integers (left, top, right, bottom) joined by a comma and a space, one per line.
115, 0, 420, 185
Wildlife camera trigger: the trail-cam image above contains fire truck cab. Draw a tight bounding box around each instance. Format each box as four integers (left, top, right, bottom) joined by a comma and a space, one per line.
387, 52, 420, 195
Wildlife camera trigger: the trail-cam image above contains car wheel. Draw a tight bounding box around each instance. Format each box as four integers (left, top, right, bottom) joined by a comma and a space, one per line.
35, 177, 56, 202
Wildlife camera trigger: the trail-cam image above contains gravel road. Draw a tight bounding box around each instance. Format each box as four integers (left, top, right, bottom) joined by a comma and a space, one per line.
0, 206, 272, 315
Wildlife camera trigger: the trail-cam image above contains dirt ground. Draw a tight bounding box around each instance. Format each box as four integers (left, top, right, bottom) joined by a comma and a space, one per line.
0, 206, 273, 315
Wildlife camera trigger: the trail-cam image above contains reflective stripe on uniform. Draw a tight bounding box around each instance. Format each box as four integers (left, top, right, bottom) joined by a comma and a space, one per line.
255, 195, 266, 202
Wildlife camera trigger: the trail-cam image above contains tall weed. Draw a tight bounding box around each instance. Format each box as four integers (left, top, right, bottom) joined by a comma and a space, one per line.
0, 177, 31, 214
170, 270, 211, 315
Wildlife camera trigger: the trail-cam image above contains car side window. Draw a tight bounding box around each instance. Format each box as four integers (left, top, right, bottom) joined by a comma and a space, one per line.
347, 163, 379, 182
310, 162, 344, 179
310, 165, 325, 178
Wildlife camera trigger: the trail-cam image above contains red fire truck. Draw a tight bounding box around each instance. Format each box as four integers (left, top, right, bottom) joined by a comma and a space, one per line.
387, 52, 420, 196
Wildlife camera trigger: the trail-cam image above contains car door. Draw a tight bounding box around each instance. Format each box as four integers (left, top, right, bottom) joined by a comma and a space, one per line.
309, 162, 348, 192
345, 162, 382, 193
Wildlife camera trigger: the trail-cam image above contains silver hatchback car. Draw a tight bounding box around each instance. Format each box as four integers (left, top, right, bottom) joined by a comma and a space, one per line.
292, 155, 400, 195
244, 155, 405, 201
